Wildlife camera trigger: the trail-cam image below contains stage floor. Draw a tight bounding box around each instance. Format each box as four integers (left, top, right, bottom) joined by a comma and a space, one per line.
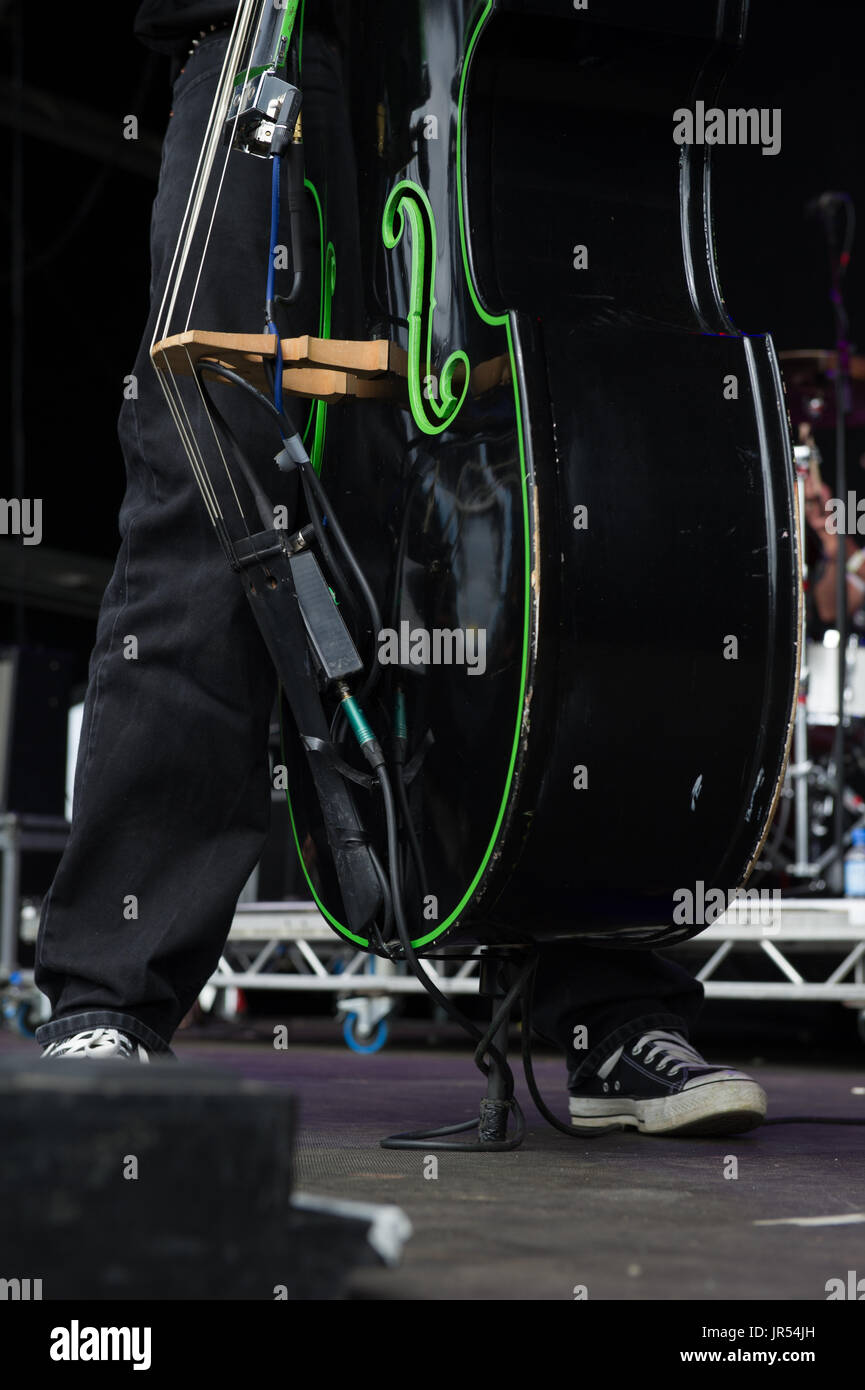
4, 1025, 863, 1301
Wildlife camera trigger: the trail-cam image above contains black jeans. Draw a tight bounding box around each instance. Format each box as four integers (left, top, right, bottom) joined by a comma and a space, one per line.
34, 32, 704, 1074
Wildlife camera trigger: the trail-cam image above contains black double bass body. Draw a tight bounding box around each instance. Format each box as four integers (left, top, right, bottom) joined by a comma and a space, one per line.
286, 0, 800, 951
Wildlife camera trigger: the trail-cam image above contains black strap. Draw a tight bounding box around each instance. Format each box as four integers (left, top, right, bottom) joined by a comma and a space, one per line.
301, 735, 378, 790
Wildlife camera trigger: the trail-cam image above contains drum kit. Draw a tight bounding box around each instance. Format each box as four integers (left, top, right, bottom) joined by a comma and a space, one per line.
757, 349, 865, 889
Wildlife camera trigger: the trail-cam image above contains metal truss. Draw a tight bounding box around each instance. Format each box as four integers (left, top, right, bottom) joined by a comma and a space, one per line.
211, 899, 865, 1041
207, 902, 484, 1045
7, 895, 865, 1042
210, 902, 484, 994
672, 898, 865, 1006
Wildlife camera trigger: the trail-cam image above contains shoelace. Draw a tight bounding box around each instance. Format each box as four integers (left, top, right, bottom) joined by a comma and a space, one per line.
630, 1030, 706, 1076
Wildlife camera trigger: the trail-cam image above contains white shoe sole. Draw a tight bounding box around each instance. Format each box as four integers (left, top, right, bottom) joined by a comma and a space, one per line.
42, 1050, 150, 1061
41, 1037, 151, 1062
568, 1080, 767, 1136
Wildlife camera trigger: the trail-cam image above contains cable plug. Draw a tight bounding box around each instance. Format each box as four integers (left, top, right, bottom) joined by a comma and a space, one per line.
339, 685, 385, 769
275, 432, 309, 472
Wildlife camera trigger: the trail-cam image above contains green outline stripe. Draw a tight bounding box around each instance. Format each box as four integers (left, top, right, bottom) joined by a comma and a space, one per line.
311, 241, 335, 474
382, 181, 471, 434
300, 177, 334, 472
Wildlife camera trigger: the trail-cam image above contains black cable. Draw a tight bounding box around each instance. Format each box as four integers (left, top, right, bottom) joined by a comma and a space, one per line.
375, 763, 526, 1150
196, 359, 380, 658
377, 765, 484, 1038
394, 756, 429, 903
520, 956, 623, 1139
381, 966, 530, 1151
301, 461, 384, 689
367, 846, 395, 947
195, 371, 276, 530
763, 1116, 865, 1126
272, 39, 305, 308
297, 467, 359, 623
194, 358, 303, 444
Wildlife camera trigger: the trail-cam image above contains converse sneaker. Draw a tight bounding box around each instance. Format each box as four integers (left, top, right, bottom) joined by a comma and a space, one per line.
41, 1028, 151, 1062
568, 1029, 766, 1136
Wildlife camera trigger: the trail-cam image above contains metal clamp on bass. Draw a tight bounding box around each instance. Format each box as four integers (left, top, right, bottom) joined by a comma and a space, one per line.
224, 73, 301, 158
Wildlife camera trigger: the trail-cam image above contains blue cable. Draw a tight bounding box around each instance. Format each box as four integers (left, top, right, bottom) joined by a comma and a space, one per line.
266, 153, 284, 415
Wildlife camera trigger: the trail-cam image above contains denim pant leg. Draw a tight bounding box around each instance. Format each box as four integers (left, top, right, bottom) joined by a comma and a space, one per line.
34, 35, 301, 1054
530, 942, 705, 1088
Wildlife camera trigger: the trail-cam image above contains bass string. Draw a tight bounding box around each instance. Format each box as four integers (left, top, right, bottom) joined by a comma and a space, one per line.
185, 0, 298, 549
151, 0, 258, 351
181, 22, 256, 335
148, 1, 255, 525
185, 345, 257, 528
153, 367, 223, 526
151, 0, 276, 542
156, 365, 258, 574
157, 340, 270, 549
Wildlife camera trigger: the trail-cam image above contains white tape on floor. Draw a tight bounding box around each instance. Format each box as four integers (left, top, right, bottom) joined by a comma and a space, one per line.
754, 1213, 865, 1227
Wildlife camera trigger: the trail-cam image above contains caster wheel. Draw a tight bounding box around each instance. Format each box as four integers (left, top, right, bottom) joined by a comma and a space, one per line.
342, 1014, 389, 1053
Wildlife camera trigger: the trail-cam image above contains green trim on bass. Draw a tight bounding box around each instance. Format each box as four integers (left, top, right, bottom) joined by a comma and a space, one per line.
300, 175, 335, 474
382, 181, 471, 435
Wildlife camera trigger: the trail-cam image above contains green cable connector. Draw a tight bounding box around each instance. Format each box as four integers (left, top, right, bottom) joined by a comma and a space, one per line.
341, 689, 374, 746
340, 686, 385, 770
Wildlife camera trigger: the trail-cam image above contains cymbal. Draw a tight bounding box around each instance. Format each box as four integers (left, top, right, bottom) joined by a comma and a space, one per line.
779, 348, 865, 427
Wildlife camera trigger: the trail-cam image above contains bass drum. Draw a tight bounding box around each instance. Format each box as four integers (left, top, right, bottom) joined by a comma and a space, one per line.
284, 0, 800, 952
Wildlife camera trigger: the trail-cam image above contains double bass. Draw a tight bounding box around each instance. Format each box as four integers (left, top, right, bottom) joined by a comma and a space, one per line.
152, 0, 800, 959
